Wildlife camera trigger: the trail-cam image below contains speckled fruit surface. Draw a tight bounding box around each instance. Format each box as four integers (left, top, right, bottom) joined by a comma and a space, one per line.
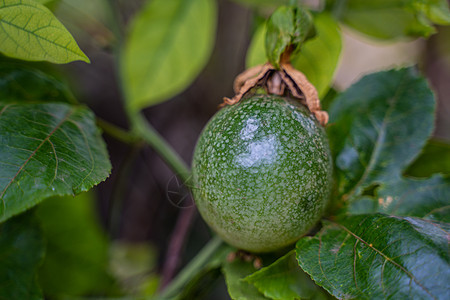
191, 95, 332, 252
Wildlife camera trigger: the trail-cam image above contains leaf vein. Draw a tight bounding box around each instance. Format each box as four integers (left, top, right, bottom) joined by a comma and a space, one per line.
333, 219, 436, 299
0, 107, 74, 211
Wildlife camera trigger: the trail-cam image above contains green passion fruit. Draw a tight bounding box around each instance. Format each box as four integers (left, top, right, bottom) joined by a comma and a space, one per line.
191, 95, 332, 252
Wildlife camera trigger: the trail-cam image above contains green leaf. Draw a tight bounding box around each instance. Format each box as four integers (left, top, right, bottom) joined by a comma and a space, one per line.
245, 251, 331, 300
246, 23, 266, 68
414, 0, 450, 24
0, 0, 89, 63
405, 139, 450, 177
349, 175, 450, 223
34, 0, 54, 5
222, 259, 271, 300
0, 64, 75, 104
231, 0, 290, 8
0, 103, 111, 222
296, 214, 450, 299
0, 212, 45, 300
37, 192, 113, 296
327, 0, 450, 39
121, 0, 217, 111
265, 6, 315, 68
328, 68, 435, 199
290, 13, 341, 99
247, 13, 341, 98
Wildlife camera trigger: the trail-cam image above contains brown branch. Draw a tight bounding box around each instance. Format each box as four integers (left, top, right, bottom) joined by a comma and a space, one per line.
160, 204, 197, 289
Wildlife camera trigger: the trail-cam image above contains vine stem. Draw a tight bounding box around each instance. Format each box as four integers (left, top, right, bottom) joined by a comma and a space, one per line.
130, 112, 191, 184
158, 236, 224, 299
129, 112, 201, 290
103, 0, 204, 293
96, 117, 139, 144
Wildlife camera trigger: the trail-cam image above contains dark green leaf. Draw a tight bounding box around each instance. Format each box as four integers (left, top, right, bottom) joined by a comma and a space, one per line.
0, 0, 89, 63
405, 139, 450, 177
247, 13, 341, 98
222, 259, 270, 300
245, 250, 331, 300
296, 214, 450, 299
0, 64, 75, 104
349, 175, 450, 223
0, 103, 111, 222
37, 192, 113, 296
328, 68, 435, 199
122, 0, 217, 111
327, 0, 450, 39
265, 6, 315, 68
0, 212, 45, 300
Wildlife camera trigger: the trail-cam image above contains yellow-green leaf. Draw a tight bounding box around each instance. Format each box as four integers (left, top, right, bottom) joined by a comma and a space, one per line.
0, 0, 89, 63
121, 0, 216, 111
244, 251, 331, 300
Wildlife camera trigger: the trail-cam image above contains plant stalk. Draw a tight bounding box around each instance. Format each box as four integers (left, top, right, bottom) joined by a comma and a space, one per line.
158, 236, 224, 299
96, 118, 139, 144
131, 112, 191, 184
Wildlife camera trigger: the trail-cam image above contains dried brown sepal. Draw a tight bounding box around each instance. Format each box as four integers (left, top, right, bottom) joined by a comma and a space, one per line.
222, 64, 273, 107
281, 63, 329, 125
233, 64, 266, 93
253, 257, 263, 269
226, 250, 263, 269
278, 68, 303, 99
222, 58, 328, 126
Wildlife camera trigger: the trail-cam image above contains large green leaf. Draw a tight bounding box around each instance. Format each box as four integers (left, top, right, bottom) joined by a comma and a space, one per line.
222, 259, 270, 300
296, 214, 450, 299
0, 64, 74, 103
327, 68, 435, 199
37, 192, 113, 297
121, 0, 216, 111
405, 139, 450, 177
246, 13, 341, 98
0, 212, 45, 300
349, 175, 450, 223
326, 0, 450, 39
0, 103, 111, 222
0, 0, 89, 63
244, 251, 331, 300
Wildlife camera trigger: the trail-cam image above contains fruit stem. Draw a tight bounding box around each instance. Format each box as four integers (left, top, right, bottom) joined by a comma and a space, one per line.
158, 236, 224, 299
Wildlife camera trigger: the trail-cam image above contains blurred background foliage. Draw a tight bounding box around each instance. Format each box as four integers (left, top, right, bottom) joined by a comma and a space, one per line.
0, 0, 449, 299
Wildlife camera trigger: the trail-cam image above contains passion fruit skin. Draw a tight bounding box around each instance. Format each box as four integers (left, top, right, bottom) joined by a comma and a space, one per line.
192, 95, 332, 252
